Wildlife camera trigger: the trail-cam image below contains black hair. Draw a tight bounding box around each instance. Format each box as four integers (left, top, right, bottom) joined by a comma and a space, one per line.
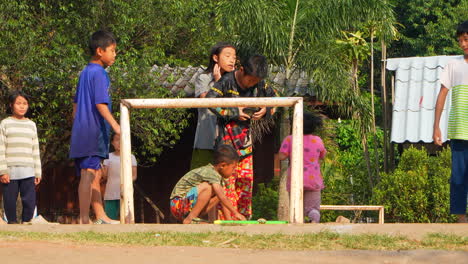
456, 21, 468, 37
205, 42, 236, 73
304, 112, 323, 135
213, 145, 239, 165
88, 30, 117, 56
7, 90, 30, 115
241, 54, 268, 79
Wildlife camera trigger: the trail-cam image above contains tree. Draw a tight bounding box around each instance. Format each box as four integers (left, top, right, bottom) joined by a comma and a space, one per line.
216, 0, 397, 219
390, 0, 468, 57
0, 0, 222, 167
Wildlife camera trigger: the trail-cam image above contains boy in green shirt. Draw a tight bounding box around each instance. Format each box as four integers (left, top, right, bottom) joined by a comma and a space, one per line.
170, 145, 246, 224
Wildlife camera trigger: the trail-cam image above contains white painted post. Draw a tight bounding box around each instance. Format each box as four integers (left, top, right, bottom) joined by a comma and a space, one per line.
120, 103, 134, 223
119, 97, 304, 224
289, 98, 303, 224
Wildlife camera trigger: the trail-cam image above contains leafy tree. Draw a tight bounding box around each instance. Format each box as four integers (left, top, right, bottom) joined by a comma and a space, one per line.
390, 0, 468, 57
0, 0, 221, 167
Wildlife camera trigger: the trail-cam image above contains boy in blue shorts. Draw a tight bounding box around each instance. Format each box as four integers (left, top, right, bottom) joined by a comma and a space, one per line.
170, 145, 246, 224
70, 31, 121, 224
433, 21, 468, 223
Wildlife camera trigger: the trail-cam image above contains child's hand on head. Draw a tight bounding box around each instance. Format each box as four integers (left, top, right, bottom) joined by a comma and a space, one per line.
238, 107, 251, 121
213, 64, 222, 82
251, 107, 267, 120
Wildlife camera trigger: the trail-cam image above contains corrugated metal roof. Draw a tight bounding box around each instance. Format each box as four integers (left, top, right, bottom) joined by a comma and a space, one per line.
386, 55, 461, 143
150, 65, 315, 97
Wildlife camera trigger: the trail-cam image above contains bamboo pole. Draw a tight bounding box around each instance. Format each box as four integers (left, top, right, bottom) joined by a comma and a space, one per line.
289, 98, 303, 224
381, 41, 389, 173
120, 103, 134, 224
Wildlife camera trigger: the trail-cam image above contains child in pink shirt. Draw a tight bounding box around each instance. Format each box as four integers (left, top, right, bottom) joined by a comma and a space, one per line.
278, 112, 326, 223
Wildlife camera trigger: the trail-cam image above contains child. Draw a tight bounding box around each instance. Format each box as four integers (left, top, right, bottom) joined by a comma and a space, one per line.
69, 30, 121, 224
205, 54, 277, 219
278, 112, 326, 223
170, 145, 246, 224
191, 42, 236, 170
102, 133, 137, 220
433, 20, 468, 223
0, 91, 41, 224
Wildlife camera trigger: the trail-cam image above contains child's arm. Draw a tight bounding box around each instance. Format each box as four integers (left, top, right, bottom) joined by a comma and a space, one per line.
72, 103, 77, 119
212, 183, 246, 220
205, 82, 250, 121
96, 104, 121, 134
433, 85, 449, 146
278, 152, 288, 161
32, 123, 42, 185
0, 122, 9, 184
278, 136, 291, 161
132, 166, 137, 181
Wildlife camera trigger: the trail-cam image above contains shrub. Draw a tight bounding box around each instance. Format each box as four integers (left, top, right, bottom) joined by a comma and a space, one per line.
252, 181, 279, 221
372, 147, 455, 223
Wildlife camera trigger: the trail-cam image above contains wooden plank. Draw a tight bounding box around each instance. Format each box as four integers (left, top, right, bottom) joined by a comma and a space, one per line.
320, 205, 385, 224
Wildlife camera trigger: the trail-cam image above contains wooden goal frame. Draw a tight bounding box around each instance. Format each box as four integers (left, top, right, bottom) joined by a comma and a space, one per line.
119, 97, 304, 224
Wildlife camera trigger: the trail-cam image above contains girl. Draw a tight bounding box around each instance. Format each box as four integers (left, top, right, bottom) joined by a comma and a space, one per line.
102, 133, 137, 221
0, 91, 41, 224
278, 112, 326, 223
190, 42, 237, 169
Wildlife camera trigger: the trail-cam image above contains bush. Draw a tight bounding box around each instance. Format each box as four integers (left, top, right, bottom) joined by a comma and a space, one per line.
372, 147, 455, 223
252, 181, 279, 221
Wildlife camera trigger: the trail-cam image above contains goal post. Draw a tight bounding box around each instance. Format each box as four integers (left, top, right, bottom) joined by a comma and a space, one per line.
119, 97, 304, 224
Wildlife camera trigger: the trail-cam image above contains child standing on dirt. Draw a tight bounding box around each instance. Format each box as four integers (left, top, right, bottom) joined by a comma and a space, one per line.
190, 42, 237, 169
205, 54, 277, 220
102, 133, 137, 220
0, 91, 42, 224
433, 20, 468, 223
70, 30, 120, 224
170, 145, 246, 224
278, 112, 326, 223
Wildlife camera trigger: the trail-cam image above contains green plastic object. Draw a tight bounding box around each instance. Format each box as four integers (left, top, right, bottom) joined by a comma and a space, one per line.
213, 219, 288, 225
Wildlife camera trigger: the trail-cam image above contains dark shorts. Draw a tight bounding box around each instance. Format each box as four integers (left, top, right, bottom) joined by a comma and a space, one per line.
74, 156, 103, 177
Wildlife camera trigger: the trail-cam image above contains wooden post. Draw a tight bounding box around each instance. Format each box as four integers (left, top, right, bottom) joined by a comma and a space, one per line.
379, 207, 385, 224
120, 103, 134, 224
289, 98, 303, 224
120, 97, 303, 224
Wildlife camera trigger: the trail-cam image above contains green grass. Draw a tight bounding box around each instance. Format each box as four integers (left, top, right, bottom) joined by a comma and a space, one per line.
0, 231, 467, 251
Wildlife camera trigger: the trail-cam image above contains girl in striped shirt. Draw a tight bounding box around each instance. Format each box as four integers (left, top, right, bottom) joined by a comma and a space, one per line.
0, 91, 41, 224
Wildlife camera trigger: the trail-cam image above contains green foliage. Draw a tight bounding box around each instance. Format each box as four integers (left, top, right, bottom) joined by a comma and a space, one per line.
0, 0, 221, 167
372, 147, 455, 223
390, 0, 468, 57
319, 117, 386, 222
252, 181, 279, 221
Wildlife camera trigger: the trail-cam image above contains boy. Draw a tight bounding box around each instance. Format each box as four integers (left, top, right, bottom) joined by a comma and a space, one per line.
170, 145, 246, 224
433, 21, 468, 223
70, 30, 121, 224
205, 54, 276, 219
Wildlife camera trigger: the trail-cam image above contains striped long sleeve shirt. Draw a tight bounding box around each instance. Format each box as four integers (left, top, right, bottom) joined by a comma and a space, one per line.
0, 117, 42, 178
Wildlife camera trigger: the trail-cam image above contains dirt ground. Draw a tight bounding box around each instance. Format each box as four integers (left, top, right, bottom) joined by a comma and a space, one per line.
1, 223, 468, 263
